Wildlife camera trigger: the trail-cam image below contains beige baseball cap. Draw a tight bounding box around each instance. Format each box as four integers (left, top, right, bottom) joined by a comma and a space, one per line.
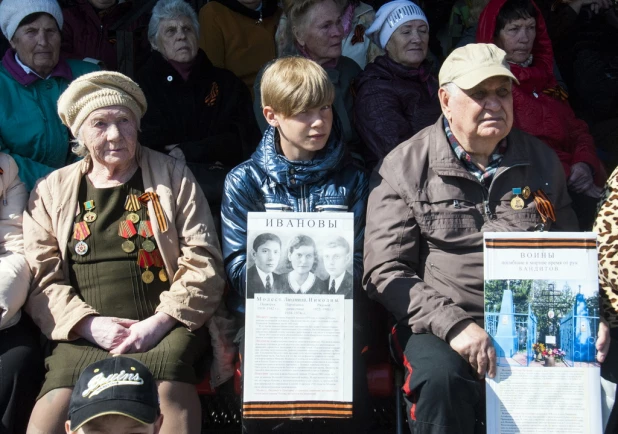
439, 43, 519, 90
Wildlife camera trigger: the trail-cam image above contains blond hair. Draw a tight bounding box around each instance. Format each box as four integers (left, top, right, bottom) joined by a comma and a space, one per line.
260, 57, 335, 117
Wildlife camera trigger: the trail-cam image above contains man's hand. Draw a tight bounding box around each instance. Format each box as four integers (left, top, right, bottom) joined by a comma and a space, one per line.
568, 162, 601, 197
447, 320, 497, 379
73, 316, 138, 351
597, 319, 611, 363
110, 312, 177, 355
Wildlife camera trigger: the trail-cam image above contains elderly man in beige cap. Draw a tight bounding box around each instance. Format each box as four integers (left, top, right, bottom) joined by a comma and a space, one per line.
23, 70, 229, 434
363, 43, 578, 433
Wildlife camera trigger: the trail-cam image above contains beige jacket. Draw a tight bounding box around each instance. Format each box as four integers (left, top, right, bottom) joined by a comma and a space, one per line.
24, 146, 236, 386
0, 152, 31, 330
364, 117, 578, 341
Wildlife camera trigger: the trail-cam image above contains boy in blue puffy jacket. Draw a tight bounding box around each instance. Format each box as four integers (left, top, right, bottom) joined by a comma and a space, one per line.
221, 56, 372, 433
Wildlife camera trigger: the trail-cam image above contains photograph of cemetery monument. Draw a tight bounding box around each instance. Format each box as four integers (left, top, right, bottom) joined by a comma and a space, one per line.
484, 279, 600, 368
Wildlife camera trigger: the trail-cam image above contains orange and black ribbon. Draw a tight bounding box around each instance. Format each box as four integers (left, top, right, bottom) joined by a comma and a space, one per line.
542, 85, 568, 101
118, 220, 137, 239
532, 189, 556, 224
124, 194, 141, 212
351, 24, 365, 45
139, 192, 168, 233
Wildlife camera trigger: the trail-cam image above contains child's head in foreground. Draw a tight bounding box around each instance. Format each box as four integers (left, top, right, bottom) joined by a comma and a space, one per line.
66, 357, 163, 434
260, 56, 336, 161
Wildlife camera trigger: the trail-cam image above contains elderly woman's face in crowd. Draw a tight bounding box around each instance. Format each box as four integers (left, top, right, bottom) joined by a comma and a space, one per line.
10, 14, 60, 78
295, 0, 344, 66
81, 106, 138, 168
385, 20, 429, 69
442, 77, 514, 144
156, 16, 198, 63
495, 17, 536, 64
88, 0, 117, 9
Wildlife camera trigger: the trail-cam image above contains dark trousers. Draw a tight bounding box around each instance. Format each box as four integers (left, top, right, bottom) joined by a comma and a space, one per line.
569, 190, 600, 231
0, 316, 44, 434
237, 323, 373, 434
398, 332, 484, 434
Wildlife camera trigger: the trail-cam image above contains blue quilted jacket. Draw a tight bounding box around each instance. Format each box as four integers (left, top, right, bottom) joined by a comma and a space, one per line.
221, 123, 369, 315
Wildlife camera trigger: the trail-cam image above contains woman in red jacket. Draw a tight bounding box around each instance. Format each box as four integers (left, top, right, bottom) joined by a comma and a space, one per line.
476, 0, 605, 229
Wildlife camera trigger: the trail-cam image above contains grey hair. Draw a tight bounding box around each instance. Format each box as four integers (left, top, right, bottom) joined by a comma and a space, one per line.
441, 82, 461, 96
148, 0, 199, 51
71, 129, 88, 157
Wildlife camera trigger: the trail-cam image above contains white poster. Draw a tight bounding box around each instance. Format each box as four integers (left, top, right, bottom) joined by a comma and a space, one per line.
243, 212, 354, 419
484, 232, 602, 434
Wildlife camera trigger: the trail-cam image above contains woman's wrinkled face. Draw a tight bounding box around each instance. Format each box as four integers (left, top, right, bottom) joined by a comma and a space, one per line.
10, 14, 60, 78
82, 106, 139, 169
385, 20, 429, 68
156, 16, 198, 63
295, 0, 343, 65
495, 17, 536, 64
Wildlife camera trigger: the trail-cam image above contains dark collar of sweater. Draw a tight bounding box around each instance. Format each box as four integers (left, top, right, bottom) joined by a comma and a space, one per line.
212, 0, 278, 20
2, 49, 73, 86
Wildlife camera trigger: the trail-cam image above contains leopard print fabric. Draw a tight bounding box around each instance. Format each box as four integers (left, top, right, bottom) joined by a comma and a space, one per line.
593, 166, 618, 328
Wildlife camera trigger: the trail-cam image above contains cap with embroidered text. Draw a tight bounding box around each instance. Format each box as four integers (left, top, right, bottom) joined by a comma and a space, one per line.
68, 357, 159, 431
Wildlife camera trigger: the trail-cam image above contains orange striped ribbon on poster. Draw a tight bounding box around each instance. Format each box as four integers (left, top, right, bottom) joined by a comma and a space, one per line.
531, 189, 556, 224
242, 402, 353, 419
139, 192, 168, 233
485, 238, 597, 249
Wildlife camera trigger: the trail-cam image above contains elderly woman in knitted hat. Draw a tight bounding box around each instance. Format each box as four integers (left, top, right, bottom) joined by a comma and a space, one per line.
0, 0, 98, 191
353, 0, 442, 167
23, 71, 227, 434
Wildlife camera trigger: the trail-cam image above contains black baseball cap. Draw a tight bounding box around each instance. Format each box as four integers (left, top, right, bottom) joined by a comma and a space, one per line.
68, 357, 160, 431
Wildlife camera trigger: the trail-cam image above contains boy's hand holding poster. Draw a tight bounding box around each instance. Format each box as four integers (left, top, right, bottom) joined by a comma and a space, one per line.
484, 232, 602, 433
243, 212, 354, 419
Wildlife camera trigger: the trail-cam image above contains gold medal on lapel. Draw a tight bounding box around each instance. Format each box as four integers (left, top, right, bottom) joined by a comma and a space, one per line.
127, 213, 140, 224
511, 188, 524, 210
121, 240, 136, 253
522, 186, 531, 200
142, 270, 155, 284
83, 200, 97, 222
159, 269, 168, 282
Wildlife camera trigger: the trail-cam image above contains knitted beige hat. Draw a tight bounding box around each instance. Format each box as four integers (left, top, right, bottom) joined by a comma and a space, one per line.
58, 71, 148, 136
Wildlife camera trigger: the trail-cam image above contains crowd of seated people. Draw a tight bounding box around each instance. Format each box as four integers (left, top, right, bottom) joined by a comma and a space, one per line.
0, 0, 617, 433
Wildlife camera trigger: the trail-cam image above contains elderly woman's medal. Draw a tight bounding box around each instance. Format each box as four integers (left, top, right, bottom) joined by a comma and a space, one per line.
83, 200, 97, 223
138, 249, 155, 283
124, 194, 141, 224
73, 222, 91, 256
118, 220, 137, 253
138, 221, 156, 252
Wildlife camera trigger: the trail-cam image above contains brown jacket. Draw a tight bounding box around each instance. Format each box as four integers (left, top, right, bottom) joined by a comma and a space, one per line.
24, 146, 236, 386
363, 116, 578, 341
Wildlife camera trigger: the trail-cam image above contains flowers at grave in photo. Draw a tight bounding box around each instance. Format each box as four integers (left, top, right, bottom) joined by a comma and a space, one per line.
541, 347, 566, 362
533, 343, 546, 355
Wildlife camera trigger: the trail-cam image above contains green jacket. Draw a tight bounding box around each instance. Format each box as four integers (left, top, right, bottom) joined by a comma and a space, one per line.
0, 59, 98, 190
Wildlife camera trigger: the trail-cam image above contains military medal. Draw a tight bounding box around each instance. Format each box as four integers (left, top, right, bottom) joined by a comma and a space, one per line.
137, 249, 155, 284
138, 221, 156, 253
118, 220, 138, 253
511, 188, 525, 210
83, 200, 97, 223
152, 250, 168, 282
73, 221, 91, 256
127, 213, 140, 224
522, 186, 531, 200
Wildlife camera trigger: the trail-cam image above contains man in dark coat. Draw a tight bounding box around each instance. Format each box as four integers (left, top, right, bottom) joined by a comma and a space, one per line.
323, 236, 353, 299
246, 233, 285, 297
